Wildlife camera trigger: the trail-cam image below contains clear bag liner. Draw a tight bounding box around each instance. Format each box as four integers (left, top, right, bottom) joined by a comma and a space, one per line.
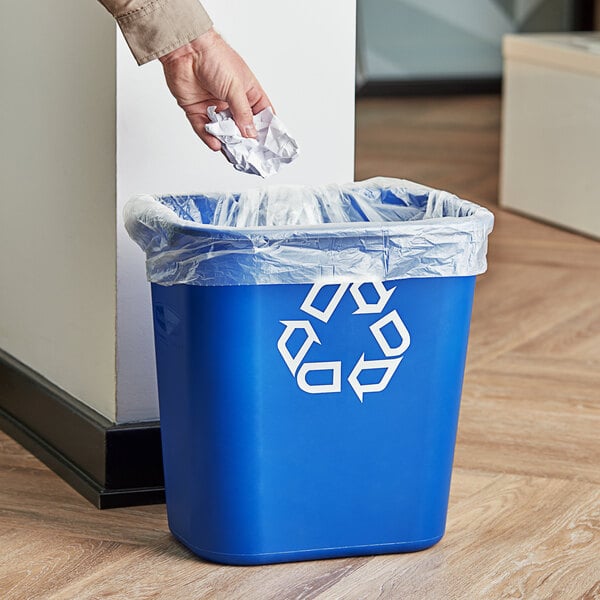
124, 177, 494, 286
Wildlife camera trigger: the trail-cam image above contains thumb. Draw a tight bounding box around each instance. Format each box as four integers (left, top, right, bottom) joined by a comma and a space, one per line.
227, 86, 257, 138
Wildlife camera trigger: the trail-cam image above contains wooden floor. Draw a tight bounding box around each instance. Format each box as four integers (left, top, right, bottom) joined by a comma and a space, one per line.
1, 96, 599, 599
355, 96, 501, 205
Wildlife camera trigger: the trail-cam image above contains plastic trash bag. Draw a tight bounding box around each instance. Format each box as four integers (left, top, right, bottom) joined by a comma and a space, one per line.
124, 177, 494, 286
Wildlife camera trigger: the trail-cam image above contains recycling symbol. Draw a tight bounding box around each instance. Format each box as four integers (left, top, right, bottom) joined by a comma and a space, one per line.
276, 282, 410, 402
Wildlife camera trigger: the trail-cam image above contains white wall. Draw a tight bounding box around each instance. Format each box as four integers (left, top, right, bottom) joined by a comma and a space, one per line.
116, 0, 357, 422
0, 2, 118, 420
0, 0, 356, 425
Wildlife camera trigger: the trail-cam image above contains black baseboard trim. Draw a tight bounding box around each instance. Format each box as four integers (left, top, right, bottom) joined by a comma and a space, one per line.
0, 348, 165, 509
574, 0, 596, 31
357, 77, 502, 97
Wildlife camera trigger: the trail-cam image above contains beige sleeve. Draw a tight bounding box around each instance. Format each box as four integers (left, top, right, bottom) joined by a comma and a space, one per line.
97, 0, 213, 65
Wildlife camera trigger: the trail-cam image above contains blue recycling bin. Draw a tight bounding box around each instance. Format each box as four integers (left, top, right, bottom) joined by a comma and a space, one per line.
125, 178, 493, 565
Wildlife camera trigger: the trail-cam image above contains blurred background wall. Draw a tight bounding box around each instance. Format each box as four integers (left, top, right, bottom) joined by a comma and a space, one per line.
357, 0, 595, 90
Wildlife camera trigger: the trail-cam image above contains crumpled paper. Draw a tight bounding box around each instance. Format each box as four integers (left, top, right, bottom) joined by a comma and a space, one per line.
205, 106, 299, 178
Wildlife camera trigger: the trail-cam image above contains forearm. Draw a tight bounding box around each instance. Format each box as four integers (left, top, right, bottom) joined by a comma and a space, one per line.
97, 0, 213, 65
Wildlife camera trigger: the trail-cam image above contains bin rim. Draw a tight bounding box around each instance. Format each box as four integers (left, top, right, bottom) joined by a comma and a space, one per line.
124, 177, 494, 286
129, 177, 494, 239
153, 213, 491, 240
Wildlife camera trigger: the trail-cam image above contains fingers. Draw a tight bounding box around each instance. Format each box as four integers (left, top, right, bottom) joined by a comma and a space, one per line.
183, 88, 271, 150
191, 118, 222, 151
198, 128, 222, 152
186, 115, 221, 151
226, 84, 258, 138
247, 85, 273, 115
181, 100, 227, 151
190, 119, 221, 151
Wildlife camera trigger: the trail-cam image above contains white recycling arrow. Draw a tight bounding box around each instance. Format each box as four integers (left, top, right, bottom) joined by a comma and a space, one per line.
348, 355, 403, 402
350, 282, 396, 314
300, 282, 350, 323
277, 320, 321, 376
297, 361, 342, 394
369, 310, 411, 357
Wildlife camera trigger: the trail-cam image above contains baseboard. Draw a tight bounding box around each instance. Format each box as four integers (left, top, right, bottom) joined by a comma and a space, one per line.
0, 348, 165, 509
357, 77, 502, 97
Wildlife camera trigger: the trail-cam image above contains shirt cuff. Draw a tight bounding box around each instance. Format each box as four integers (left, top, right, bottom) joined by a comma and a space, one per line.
115, 0, 213, 65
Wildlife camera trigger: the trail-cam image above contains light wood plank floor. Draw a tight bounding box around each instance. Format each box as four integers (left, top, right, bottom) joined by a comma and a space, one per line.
1, 96, 599, 599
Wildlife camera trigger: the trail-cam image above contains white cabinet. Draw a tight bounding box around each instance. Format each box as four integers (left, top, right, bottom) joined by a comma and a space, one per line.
500, 33, 600, 239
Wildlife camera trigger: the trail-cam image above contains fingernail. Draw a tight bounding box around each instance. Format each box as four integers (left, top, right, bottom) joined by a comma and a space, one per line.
244, 124, 257, 138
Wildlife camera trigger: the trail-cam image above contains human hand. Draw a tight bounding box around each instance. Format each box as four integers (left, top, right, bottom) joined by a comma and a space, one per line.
159, 28, 272, 151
